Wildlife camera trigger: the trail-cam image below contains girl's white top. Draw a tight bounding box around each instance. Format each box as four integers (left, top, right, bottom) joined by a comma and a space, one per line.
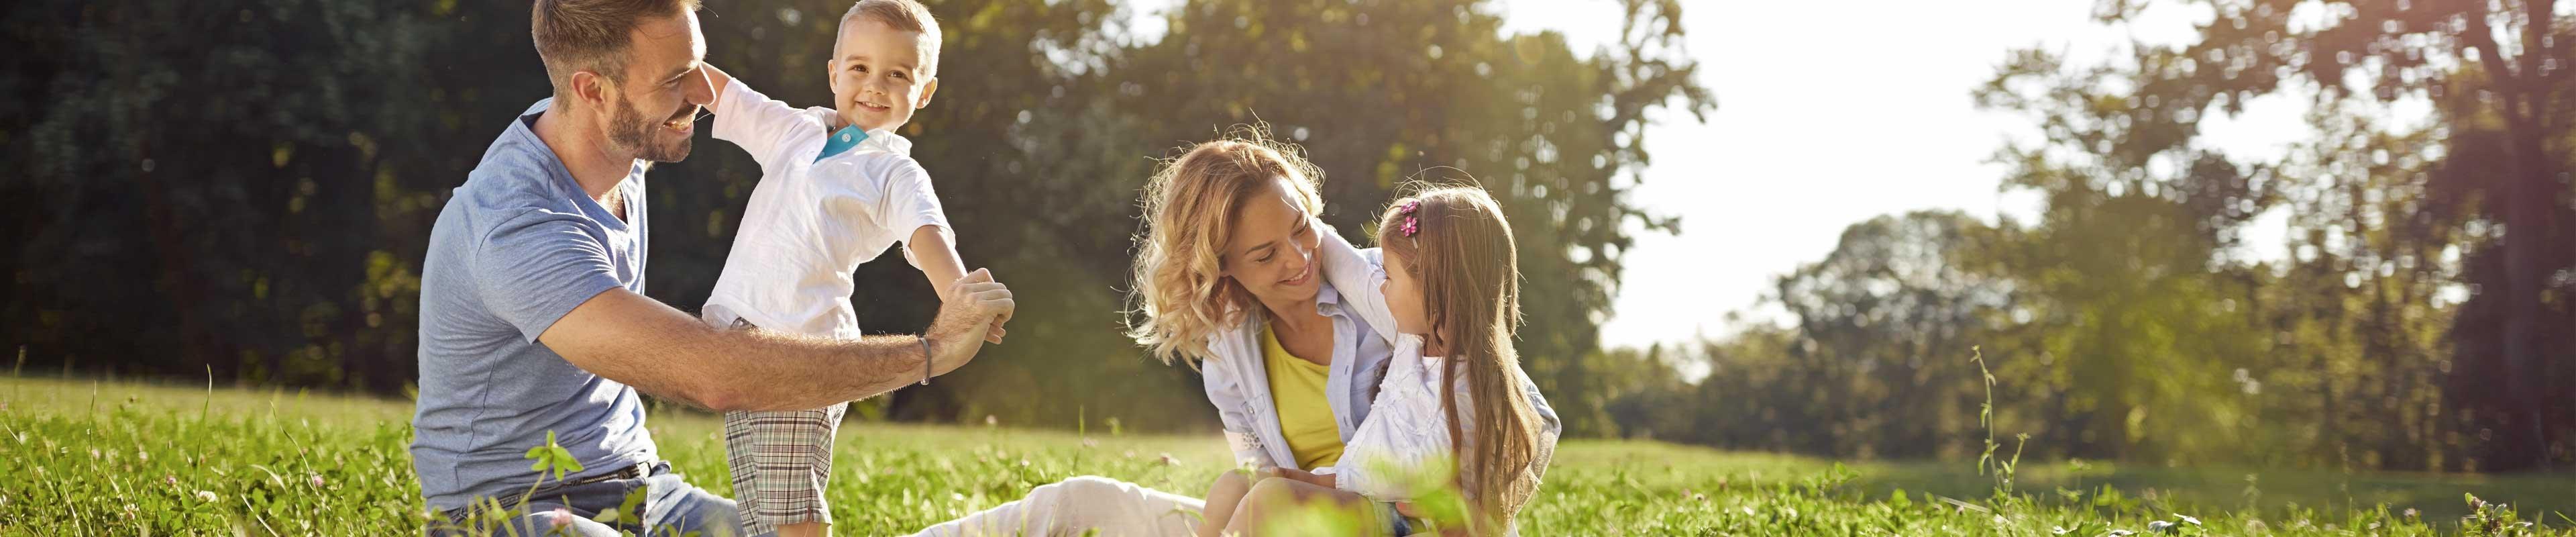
1316, 231, 1557, 536
1334, 334, 1458, 499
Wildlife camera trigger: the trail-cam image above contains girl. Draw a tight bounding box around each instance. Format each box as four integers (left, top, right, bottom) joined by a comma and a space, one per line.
1203, 185, 1560, 536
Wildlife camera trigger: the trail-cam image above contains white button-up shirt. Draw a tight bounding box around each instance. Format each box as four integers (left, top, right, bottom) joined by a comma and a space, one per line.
701, 77, 951, 338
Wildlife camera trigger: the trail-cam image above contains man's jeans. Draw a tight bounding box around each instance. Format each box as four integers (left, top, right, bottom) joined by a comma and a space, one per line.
435, 462, 748, 537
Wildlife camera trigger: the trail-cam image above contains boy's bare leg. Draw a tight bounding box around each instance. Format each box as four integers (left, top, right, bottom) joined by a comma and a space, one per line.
774, 522, 826, 537
1223, 477, 1375, 536
1195, 470, 1254, 537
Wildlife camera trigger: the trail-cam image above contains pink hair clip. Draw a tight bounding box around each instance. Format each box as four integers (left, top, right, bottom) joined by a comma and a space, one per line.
1398, 200, 1422, 237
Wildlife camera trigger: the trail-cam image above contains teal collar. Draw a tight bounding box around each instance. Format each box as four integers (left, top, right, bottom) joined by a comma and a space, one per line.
816, 126, 869, 162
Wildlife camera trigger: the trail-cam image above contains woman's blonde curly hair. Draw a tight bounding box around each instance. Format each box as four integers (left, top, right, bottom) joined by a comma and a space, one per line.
1125, 126, 1325, 365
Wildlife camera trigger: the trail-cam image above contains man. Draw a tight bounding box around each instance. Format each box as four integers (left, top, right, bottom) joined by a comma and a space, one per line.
409, 1, 1014, 534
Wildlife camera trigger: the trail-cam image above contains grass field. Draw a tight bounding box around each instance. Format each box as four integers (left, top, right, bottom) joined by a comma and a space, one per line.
2, 375, 2569, 535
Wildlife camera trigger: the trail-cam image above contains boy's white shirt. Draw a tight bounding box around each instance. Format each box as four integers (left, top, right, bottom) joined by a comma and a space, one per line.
700, 77, 953, 338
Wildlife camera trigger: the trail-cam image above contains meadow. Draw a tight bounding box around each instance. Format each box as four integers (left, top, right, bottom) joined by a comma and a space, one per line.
1, 375, 2567, 536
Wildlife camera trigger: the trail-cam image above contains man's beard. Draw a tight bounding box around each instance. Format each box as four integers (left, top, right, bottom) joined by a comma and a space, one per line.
606, 93, 694, 163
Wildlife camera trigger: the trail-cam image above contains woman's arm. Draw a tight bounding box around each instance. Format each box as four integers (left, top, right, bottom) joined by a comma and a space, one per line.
1201, 354, 1281, 469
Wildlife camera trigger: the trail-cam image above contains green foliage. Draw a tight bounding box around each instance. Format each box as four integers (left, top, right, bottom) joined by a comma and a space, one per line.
0, 0, 1708, 440
7, 377, 2572, 535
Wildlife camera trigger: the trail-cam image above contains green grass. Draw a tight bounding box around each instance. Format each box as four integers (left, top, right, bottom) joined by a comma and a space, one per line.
1, 375, 2569, 536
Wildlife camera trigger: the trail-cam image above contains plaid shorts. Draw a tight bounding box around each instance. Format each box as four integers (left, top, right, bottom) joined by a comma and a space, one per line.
724, 403, 847, 531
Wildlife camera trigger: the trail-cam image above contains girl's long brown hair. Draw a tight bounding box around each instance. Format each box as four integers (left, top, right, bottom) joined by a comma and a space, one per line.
1377, 185, 1546, 528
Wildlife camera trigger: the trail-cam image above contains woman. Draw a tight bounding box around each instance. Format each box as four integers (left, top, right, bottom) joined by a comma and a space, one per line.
913, 130, 1394, 536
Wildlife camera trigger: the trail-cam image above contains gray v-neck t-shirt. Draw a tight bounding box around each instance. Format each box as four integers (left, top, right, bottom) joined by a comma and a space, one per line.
410, 98, 659, 511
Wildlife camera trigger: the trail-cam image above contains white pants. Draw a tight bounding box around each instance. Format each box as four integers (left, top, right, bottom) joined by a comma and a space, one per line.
910, 475, 1205, 536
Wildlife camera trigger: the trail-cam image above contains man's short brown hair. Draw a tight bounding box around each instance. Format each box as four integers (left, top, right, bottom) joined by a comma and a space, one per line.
840, 0, 943, 77
532, 0, 702, 101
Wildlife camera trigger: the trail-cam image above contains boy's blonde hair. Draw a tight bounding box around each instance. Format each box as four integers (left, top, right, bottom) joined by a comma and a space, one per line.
1125, 128, 1326, 365
839, 0, 943, 77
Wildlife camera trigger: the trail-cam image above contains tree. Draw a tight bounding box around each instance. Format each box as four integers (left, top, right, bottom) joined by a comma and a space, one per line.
1, 0, 445, 391
1772, 211, 2012, 458
1108, 0, 1712, 436
2081, 0, 2572, 470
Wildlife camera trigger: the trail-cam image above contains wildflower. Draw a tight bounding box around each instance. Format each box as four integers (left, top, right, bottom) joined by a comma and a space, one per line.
548, 507, 575, 529
163, 475, 177, 487
195, 490, 219, 503
309, 474, 326, 488
984, 415, 998, 427
2176, 514, 2201, 526
2148, 520, 2174, 532
2402, 507, 2419, 518
1157, 452, 1179, 466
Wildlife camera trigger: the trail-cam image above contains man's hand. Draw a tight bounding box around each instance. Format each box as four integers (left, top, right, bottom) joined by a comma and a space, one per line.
924, 268, 1012, 375
907, 226, 1006, 344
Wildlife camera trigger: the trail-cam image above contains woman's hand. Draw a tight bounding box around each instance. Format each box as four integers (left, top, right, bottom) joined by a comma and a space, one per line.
1258, 466, 1336, 488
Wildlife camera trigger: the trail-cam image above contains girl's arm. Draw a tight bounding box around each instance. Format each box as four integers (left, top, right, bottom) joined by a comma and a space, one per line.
1313, 223, 1399, 340
908, 226, 1005, 344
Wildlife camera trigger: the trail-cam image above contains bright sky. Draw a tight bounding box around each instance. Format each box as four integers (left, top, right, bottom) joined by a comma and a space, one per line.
1123, 1, 2326, 354
1488, 0, 2323, 353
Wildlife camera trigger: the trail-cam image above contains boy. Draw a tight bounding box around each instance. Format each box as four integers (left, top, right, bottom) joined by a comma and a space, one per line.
696, 1, 1000, 535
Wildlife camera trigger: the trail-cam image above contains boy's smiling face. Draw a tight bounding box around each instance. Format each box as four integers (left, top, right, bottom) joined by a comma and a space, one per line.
828, 17, 938, 132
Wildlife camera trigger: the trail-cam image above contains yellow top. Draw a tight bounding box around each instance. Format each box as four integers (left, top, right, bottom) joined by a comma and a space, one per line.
1263, 324, 1344, 470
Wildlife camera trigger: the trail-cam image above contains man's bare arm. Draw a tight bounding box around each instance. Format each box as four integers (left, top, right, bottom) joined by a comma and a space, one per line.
537, 270, 1012, 411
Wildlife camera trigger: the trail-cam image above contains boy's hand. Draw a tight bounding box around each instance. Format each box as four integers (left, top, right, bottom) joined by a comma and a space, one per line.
696, 64, 733, 114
